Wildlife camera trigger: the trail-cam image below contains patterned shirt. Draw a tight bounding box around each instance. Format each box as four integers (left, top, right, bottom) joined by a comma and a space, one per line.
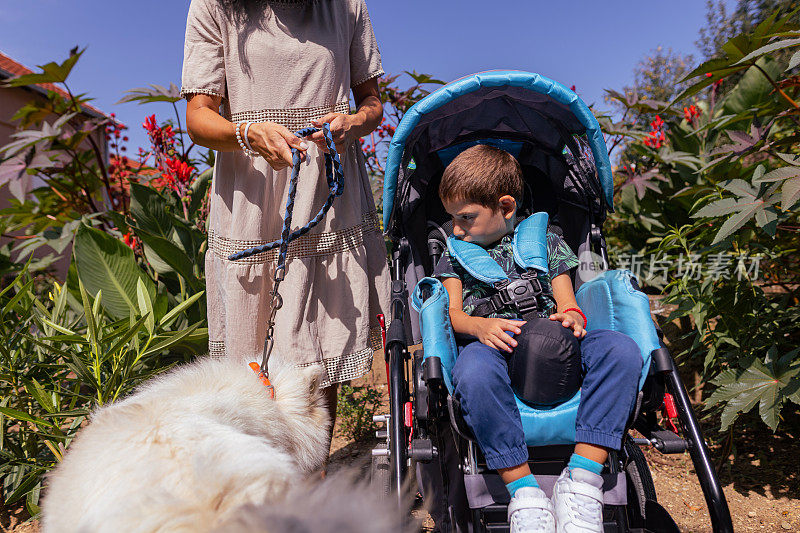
433, 230, 579, 319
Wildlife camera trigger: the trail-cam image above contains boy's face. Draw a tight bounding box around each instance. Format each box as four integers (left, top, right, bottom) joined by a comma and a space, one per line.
443, 195, 516, 246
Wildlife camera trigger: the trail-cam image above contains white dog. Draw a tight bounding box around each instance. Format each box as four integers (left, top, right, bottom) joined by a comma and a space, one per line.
40, 356, 330, 533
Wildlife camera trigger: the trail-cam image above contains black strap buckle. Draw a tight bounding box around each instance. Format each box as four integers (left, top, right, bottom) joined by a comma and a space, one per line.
492, 276, 543, 317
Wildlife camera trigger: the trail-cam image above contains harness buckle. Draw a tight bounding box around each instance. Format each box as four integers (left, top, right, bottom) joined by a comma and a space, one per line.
493, 277, 543, 317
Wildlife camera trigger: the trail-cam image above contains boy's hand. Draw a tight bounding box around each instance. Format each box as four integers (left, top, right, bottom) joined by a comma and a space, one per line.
549, 312, 586, 339
472, 318, 526, 353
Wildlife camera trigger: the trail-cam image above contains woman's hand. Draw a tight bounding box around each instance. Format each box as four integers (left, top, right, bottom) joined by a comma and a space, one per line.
472, 317, 526, 353
549, 312, 586, 339
307, 78, 383, 153
247, 121, 309, 171
309, 113, 356, 152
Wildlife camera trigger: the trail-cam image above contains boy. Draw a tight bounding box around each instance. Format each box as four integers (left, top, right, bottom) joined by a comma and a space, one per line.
433, 145, 642, 533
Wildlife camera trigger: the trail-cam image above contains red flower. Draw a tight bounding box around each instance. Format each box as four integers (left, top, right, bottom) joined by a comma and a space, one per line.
705, 73, 714, 78
123, 231, 137, 250
143, 115, 158, 134
683, 104, 702, 124
159, 157, 196, 190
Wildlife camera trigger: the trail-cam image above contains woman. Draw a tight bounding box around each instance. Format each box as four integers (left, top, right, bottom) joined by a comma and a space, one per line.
182, 0, 390, 424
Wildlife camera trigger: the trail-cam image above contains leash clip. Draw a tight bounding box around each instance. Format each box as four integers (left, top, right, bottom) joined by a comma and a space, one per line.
249, 362, 275, 399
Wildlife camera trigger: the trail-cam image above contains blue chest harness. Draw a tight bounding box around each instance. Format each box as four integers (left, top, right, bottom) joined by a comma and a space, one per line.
447, 212, 553, 320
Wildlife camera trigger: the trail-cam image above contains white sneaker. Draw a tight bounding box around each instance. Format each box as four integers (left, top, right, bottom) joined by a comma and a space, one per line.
551, 467, 604, 532
507, 486, 556, 533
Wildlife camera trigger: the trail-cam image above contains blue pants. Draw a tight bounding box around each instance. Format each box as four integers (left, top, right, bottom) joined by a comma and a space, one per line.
451, 329, 642, 471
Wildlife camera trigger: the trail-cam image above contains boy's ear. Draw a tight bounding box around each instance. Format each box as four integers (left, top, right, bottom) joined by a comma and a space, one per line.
498, 195, 517, 219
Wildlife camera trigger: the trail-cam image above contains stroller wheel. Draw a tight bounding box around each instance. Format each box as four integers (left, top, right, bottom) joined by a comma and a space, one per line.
624, 438, 657, 526
370, 443, 391, 498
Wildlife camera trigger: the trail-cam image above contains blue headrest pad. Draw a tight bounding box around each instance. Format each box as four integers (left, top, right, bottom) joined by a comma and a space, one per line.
412, 277, 458, 392
513, 212, 549, 273
446, 237, 508, 284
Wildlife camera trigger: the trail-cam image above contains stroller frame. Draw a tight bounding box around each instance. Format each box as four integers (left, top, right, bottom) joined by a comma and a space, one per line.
372, 71, 733, 533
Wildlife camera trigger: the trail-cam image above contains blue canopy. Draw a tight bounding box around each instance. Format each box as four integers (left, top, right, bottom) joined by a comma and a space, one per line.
381, 70, 614, 230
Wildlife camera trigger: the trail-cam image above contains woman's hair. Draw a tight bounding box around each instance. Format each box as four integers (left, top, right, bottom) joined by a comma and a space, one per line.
217, 0, 268, 20
438, 144, 523, 209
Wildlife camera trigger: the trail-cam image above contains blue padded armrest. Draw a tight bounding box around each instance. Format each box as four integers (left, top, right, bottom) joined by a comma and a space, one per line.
412, 277, 458, 392
575, 270, 657, 390
412, 271, 658, 447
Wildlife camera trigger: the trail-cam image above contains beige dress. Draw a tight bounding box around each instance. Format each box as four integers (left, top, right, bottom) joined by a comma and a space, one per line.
181, 0, 390, 386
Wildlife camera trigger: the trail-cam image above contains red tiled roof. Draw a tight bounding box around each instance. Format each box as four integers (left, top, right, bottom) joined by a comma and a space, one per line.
109, 154, 159, 177
0, 51, 108, 118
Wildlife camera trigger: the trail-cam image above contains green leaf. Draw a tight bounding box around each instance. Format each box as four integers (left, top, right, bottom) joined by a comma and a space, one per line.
707, 359, 800, 431
78, 279, 98, 348
733, 38, 800, 66
158, 291, 205, 328
41, 319, 77, 336
2, 279, 35, 315
692, 198, 741, 218
5, 469, 44, 505
721, 57, 783, 116
128, 183, 173, 238
141, 322, 200, 357
105, 314, 149, 357
133, 227, 202, 290
21, 378, 56, 414
781, 176, 800, 210
115, 83, 181, 105
2, 48, 84, 88
789, 49, 800, 70
756, 166, 800, 182
136, 278, 155, 335
0, 407, 54, 428
73, 223, 155, 319
188, 168, 213, 215
692, 179, 780, 244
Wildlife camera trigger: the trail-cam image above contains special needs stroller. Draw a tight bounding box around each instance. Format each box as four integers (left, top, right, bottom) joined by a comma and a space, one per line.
371, 71, 734, 533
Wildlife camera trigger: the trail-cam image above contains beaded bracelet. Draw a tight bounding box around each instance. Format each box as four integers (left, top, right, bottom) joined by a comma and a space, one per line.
234, 122, 257, 157
242, 121, 258, 155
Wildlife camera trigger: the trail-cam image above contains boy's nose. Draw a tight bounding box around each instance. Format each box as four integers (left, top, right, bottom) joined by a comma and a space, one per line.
453, 226, 465, 237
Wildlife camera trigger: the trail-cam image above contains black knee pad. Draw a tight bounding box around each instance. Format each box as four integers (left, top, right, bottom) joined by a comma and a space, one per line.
509, 318, 582, 407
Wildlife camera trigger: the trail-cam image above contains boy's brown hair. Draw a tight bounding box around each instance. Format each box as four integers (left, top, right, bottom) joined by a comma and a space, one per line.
438, 144, 523, 209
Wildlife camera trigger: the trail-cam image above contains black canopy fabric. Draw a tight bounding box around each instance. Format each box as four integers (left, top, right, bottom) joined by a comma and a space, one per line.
388, 85, 606, 274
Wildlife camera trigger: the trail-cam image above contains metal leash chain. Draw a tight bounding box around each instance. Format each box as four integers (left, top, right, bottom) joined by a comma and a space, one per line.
228, 124, 344, 376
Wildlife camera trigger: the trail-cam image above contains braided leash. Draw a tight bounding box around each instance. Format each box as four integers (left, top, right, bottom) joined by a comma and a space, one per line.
227, 124, 344, 378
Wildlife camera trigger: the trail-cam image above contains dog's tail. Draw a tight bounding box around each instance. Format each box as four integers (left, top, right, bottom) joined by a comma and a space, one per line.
212, 470, 418, 533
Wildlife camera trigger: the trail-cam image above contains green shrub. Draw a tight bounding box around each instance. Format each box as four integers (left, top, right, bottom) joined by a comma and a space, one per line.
0, 263, 204, 516
602, 8, 800, 432
336, 384, 383, 442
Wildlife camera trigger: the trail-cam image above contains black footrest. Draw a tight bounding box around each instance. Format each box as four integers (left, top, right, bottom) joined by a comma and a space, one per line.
650, 429, 689, 454
480, 503, 508, 525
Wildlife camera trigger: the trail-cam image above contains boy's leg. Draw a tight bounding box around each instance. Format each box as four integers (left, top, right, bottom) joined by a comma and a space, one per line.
452, 340, 529, 477
453, 341, 556, 531
573, 329, 642, 463
552, 329, 642, 532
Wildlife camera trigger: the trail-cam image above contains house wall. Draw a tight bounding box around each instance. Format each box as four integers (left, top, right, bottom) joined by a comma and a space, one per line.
1, 85, 108, 280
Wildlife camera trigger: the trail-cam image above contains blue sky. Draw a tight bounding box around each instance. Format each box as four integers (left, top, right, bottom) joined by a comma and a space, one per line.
0, 0, 734, 156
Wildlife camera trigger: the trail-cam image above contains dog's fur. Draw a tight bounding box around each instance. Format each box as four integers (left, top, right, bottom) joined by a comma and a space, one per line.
41, 356, 330, 533
212, 473, 417, 533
